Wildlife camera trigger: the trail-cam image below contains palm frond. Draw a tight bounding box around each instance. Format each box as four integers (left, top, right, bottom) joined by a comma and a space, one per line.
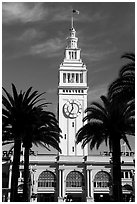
2, 87, 14, 107
121, 53, 135, 61
12, 84, 19, 104
23, 87, 33, 102
120, 63, 135, 77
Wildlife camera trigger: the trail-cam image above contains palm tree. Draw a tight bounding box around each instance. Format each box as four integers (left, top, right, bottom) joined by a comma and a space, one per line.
108, 53, 135, 102
22, 107, 62, 202
2, 84, 62, 202
76, 95, 135, 202
2, 84, 27, 201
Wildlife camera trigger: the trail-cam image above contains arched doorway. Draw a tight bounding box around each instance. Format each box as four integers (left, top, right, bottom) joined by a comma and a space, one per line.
65, 171, 84, 202
17, 184, 23, 201
122, 184, 133, 202
37, 170, 56, 202
93, 171, 112, 202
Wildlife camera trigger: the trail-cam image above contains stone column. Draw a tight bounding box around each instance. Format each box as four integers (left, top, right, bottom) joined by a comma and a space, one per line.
86, 166, 94, 202
62, 169, 65, 199
58, 169, 64, 202
30, 168, 37, 202
86, 169, 90, 198
7, 167, 12, 202
89, 169, 94, 201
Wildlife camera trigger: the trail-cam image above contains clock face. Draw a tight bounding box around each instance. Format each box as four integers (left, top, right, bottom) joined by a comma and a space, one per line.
63, 100, 82, 118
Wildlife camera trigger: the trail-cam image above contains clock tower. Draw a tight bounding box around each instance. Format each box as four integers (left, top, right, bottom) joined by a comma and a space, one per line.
58, 20, 88, 156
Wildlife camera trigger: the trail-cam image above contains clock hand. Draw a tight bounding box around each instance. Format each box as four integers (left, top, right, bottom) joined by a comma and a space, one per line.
68, 103, 74, 116
72, 103, 74, 111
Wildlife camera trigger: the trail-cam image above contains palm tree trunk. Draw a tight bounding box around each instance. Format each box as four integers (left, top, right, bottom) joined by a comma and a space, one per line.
112, 136, 122, 202
23, 146, 30, 202
10, 139, 21, 202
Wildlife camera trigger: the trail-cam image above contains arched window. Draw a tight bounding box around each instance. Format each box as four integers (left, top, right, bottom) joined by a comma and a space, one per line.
94, 171, 112, 188
66, 171, 84, 187
18, 184, 23, 191
122, 184, 133, 191
38, 171, 56, 187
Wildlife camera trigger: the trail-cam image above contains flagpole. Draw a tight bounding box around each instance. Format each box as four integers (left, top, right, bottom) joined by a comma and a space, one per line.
71, 9, 79, 28
71, 13, 73, 28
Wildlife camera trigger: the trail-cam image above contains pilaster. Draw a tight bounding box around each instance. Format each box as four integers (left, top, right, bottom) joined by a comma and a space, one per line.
86, 166, 94, 202
58, 168, 65, 202
7, 167, 12, 202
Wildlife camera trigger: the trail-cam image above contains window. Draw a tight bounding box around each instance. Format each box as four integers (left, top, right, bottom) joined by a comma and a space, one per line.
68, 73, 70, 83
121, 171, 124, 178
66, 171, 84, 187
130, 171, 132, 178
72, 52, 74, 59
38, 171, 56, 188
18, 184, 23, 191
72, 147, 74, 152
125, 171, 129, 178
72, 73, 75, 82
76, 73, 79, 83
80, 73, 83, 83
69, 51, 71, 59
75, 51, 77, 59
94, 171, 112, 188
72, 122, 74, 127
63, 73, 66, 83
122, 171, 132, 179
64, 134, 66, 139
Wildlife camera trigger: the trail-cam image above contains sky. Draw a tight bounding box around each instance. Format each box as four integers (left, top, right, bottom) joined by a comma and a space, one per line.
2, 1, 135, 154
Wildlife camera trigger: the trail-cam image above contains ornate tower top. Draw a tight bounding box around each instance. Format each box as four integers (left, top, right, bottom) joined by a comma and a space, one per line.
64, 10, 82, 61
66, 23, 78, 49
66, 10, 80, 50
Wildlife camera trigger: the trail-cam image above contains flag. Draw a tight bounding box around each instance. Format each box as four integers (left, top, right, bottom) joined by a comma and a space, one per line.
73, 9, 80, 14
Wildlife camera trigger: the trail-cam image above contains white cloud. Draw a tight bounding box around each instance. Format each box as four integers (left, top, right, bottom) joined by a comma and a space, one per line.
29, 38, 65, 57
2, 2, 108, 25
52, 8, 108, 24
2, 2, 46, 24
82, 47, 117, 62
18, 28, 45, 42
79, 11, 108, 23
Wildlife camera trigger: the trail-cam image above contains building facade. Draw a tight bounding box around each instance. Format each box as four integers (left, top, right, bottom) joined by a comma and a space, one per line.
2, 150, 135, 202
2, 20, 135, 202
